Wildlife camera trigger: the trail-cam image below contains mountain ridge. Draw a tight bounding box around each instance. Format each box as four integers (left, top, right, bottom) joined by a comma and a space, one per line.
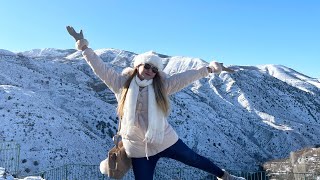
0, 48, 319, 176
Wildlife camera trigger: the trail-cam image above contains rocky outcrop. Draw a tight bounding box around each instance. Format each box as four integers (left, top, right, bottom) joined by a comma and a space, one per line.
263, 147, 320, 180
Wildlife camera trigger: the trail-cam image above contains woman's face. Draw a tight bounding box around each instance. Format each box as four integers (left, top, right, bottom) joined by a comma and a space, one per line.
137, 63, 158, 80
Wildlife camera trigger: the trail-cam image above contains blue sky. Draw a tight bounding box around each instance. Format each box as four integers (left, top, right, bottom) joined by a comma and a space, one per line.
1, 0, 319, 78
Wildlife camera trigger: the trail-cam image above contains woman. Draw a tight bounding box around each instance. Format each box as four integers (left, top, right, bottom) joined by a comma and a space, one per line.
66, 26, 245, 180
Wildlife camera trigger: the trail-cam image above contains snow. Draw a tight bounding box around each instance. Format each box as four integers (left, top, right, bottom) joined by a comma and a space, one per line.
20, 48, 76, 58
164, 56, 207, 74
255, 110, 293, 131
0, 49, 15, 56
0, 48, 319, 178
0, 167, 44, 180
258, 64, 320, 93
65, 50, 82, 59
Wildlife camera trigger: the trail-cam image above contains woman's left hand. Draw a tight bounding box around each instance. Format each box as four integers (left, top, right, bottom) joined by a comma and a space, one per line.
220, 63, 235, 73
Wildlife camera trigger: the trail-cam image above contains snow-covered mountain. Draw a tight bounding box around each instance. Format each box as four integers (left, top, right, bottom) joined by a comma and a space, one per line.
0, 48, 319, 176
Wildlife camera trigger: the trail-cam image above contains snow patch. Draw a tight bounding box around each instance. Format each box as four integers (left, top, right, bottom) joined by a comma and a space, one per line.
0, 49, 16, 56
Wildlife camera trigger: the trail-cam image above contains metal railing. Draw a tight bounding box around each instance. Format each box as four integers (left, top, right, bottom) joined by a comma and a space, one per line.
31, 164, 134, 180
17, 164, 320, 180
26, 164, 265, 180
0, 141, 20, 175
1, 141, 318, 179
266, 172, 320, 180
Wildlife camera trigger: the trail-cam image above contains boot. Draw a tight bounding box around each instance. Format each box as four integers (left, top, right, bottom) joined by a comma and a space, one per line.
217, 170, 246, 180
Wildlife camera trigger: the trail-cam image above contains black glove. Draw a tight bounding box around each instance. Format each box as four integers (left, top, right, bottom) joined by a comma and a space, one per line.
66, 26, 84, 41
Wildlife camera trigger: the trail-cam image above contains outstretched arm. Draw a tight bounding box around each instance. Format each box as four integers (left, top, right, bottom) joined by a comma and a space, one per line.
165, 67, 209, 95
220, 63, 235, 73
66, 26, 126, 94
165, 61, 234, 95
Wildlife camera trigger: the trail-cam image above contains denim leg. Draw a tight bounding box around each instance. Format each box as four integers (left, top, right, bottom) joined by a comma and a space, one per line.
160, 139, 224, 178
131, 155, 160, 180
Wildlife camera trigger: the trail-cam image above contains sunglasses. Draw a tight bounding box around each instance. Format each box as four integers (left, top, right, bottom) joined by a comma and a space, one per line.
143, 63, 159, 73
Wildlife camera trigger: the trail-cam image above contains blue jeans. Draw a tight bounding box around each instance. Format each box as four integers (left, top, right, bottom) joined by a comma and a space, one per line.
131, 139, 224, 180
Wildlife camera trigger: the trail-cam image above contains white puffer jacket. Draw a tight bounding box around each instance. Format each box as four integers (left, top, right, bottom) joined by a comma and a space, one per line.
82, 48, 210, 158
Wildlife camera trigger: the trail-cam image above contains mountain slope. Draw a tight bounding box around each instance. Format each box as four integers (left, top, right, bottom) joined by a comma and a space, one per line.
0, 49, 319, 175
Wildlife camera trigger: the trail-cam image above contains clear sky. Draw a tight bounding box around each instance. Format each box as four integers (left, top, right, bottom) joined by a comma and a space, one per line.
1, 0, 319, 78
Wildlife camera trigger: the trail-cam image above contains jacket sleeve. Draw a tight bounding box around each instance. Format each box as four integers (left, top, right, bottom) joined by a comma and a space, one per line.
82, 48, 127, 94
164, 66, 210, 95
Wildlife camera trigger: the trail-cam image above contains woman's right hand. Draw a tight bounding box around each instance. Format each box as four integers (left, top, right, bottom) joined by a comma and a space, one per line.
66, 26, 84, 41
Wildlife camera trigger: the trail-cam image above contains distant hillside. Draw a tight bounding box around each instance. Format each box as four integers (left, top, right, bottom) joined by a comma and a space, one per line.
1, 48, 319, 176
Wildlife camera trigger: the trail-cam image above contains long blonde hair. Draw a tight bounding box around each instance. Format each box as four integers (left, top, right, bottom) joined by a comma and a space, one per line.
117, 69, 170, 118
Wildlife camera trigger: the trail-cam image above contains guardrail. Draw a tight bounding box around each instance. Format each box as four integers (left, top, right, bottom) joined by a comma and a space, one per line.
26, 164, 320, 180
2, 141, 319, 179
0, 141, 20, 175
